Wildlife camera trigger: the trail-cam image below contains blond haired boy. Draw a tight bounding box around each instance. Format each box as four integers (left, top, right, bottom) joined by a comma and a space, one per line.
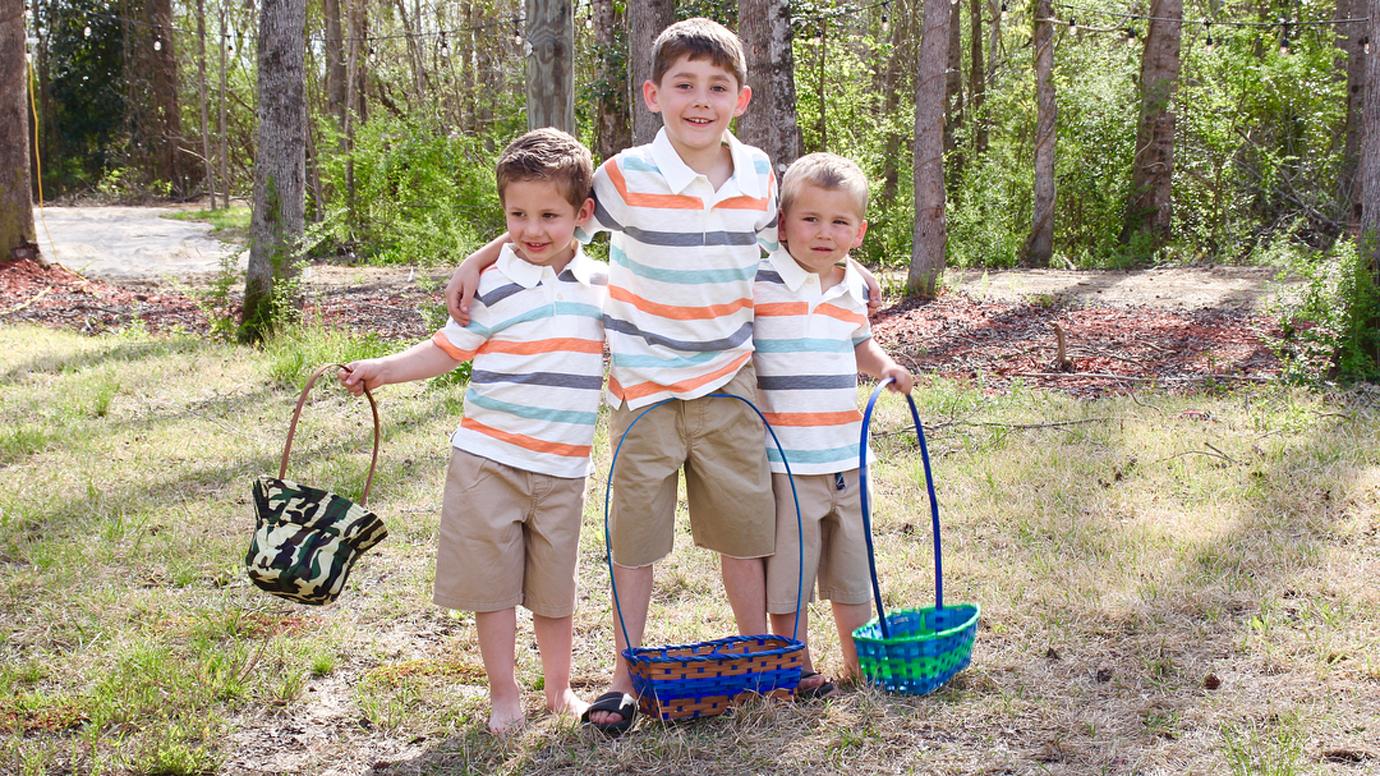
756, 153, 912, 697
338, 129, 603, 734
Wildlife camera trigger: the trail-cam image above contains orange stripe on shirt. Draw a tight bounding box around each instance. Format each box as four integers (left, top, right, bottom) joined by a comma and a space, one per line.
815, 303, 868, 326
605, 160, 703, 210
479, 337, 604, 356
714, 194, 771, 211
609, 285, 754, 320
762, 410, 862, 427
617, 351, 752, 401
460, 417, 592, 458
754, 301, 808, 317
432, 331, 478, 361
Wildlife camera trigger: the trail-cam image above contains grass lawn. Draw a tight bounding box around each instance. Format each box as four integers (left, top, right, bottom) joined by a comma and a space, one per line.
1, 323, 1377, 775
162, 206, 252, 243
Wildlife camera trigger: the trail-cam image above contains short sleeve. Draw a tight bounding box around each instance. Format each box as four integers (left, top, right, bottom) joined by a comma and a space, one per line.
576, 158, 629, 244
756, 169, 779, 253
432, 318, 485, 361
851, 305, 872, 347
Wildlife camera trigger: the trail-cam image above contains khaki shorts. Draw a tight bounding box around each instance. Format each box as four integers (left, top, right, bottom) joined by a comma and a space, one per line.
608, 363, 775, 567
433, 449, 585, 618
766, 469, 872, 613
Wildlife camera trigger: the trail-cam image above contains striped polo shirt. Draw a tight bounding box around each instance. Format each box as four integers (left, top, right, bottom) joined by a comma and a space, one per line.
753, 249, 872, 475
582, 128, 778, 409
431, 245, 607, 478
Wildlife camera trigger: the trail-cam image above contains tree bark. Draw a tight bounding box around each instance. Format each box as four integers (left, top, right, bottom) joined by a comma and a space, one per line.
969, 0, 987, 154
1021, 0, 1055, 266
592, 0, 629, 160
880, 0, 913, 207
1, 3, 37, 260
1359, 0, 1380, 365
324, 0, 348, 121
1339, 0, 1365, 232
525, 0, 575, 132
629, 0, 674, 145
124, 0, 186, 195
242, 0, 307, 343
218, 1, 229, 207
1121, 0, 1182, 255
737, 0, 802, 173
196, 0, 215, 205
349, 0, 369, 124
907, 0, 952, 298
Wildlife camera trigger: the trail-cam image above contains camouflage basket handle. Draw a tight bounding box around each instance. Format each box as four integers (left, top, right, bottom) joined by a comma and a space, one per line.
279, 363, 381, 506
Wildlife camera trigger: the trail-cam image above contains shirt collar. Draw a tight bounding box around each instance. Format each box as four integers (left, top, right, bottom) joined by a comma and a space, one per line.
649, 127, 762, 199
768, 248, 866, 304
497, 243, 594, 288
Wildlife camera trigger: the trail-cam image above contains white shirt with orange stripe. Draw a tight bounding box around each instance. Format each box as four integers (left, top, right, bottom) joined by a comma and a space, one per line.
581, 128, 778, 409
432, 244, 607, 478
752, 249, 873, 475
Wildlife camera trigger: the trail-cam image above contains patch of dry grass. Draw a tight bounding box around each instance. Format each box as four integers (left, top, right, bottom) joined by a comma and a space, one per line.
1, 325, 1377, 775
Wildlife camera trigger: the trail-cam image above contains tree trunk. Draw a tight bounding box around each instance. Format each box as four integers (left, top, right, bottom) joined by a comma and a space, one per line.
737, 0, 802, 174
242, 0, 308, 343
349, 0, 369, 124
196, 0, 215, 206
460, 0, 476, 130
969, 0, 986, 154
944, 0, 963, 155
1359, 0, 1380, 365
324, 0, 348, 122
593, 0, 630, 160
1340, 0, 1365, 232
1, 3, 37, 260
525, 0, 575, 132
1021, 0, 1055, 266
1121, 0, 1182, 255
880, 0, 912, 207
629, 0, 674, 145
907, 0, 952, 298
125, 0, 186, 195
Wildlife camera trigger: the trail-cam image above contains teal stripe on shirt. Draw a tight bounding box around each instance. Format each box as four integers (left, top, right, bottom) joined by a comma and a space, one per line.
754, 338, 855, 353
766, 444, 861, 464
620, 157, 661, 173
611, 350, 722, 369
464, 389, 599, 426
610, 244, 758, 284
468, 301, 604, 338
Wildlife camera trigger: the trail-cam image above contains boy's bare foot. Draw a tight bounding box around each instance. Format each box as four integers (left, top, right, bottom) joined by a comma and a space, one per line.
488, 689, 525, 736
546, 688, 589, 718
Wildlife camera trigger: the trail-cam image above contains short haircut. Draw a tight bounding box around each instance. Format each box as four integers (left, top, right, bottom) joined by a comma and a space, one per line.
779, 153, 870, 218
651, 17, 747, 88
495, 128, 593, 210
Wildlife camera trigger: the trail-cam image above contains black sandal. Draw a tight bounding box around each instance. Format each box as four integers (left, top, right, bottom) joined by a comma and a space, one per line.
581, 691, 638, 737
796, 670, 838, 701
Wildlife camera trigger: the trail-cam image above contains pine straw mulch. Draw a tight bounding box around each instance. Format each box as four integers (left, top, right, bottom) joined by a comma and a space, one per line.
1, 257, 1283, 396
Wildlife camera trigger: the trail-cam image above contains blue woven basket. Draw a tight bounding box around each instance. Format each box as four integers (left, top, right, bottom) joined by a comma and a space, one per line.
852, 381, 980, 695
604, 393, 806, 721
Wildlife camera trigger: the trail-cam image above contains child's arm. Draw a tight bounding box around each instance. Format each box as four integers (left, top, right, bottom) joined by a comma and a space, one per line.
445, 233, 508, 326
848, 258, 883, 316
339, 341, 463, 395
854, 338, 913, 395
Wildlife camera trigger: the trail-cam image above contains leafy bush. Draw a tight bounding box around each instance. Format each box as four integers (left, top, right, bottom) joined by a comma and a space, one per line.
1272, 238, 1380, 383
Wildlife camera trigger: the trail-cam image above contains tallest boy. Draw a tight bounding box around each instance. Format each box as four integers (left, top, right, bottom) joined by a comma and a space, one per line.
445, 18, 878, 735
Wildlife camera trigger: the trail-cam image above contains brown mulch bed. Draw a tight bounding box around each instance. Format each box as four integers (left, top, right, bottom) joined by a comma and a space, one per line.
2, 258, 1282, 396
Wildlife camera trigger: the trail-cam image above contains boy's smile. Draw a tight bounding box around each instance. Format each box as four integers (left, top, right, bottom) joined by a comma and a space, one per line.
780, 184, 869, 278
644, 55, 752, 158
502, 179, 594, 271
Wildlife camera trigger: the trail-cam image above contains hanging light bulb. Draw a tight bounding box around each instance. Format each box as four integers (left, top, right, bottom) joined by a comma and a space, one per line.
1204, 21, 1213, 52
153, 38, 162, 51
1069, 17, 1077, 32
1363, 36, 1372, 55
1279, 19, 1290, 55
1000, 1, 1008, 22
83, 24, 92, 38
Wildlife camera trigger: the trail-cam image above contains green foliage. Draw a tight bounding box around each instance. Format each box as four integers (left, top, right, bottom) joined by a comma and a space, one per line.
319, 116, 510, 266
1271, 237, 1380, 383
262, 322, 395, 389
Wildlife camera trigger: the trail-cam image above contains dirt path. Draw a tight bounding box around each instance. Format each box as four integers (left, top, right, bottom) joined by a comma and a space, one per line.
32, 204, 244, 280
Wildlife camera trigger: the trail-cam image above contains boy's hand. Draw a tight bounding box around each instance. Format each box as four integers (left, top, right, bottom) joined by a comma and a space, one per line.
445, 261, 483, 326
848, 258, 884, 316
881, 365, 913, 395
338, 360, 386, 396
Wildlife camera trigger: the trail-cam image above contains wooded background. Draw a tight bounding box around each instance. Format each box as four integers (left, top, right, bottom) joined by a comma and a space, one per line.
3, 0, 1378, 345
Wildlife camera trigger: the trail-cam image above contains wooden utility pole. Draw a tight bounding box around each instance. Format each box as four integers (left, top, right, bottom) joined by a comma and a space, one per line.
524, 0, 575, 132
1, 3, 38, 260
908, 0, 952, 297
1021, 0, 1055, 266
629, 0, 673, 144
738, 0, 802, 173
242, 0, 308, 343
1121, 0, 1183, 255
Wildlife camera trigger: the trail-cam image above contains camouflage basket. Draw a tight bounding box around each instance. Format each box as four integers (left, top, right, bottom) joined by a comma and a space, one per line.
246, 363, 388, 605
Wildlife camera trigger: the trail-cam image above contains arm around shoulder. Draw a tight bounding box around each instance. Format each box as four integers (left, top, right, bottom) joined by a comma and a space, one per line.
445, 233, 508, 325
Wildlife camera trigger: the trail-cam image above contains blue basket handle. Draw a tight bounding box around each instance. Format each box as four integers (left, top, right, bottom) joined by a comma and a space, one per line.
858, 379, 944, 640
602, 392, 806, 653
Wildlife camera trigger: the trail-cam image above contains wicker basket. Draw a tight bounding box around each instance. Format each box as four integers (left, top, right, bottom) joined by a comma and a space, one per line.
851, 381, 980, 696
604, 393, 807, 722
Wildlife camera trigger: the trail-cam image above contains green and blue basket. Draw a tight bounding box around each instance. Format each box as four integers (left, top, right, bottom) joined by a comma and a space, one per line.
603, 393, 807, 722
852, 380, 980, 695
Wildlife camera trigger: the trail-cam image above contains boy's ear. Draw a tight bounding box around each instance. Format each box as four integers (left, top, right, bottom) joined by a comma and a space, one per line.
642, 80, 661, 114
852, 219, 869, 248
577, 197, 595, 225
733, 85, 753, 117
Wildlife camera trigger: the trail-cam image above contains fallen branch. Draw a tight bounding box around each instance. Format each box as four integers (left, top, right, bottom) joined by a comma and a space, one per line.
1, 286, 52, 315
